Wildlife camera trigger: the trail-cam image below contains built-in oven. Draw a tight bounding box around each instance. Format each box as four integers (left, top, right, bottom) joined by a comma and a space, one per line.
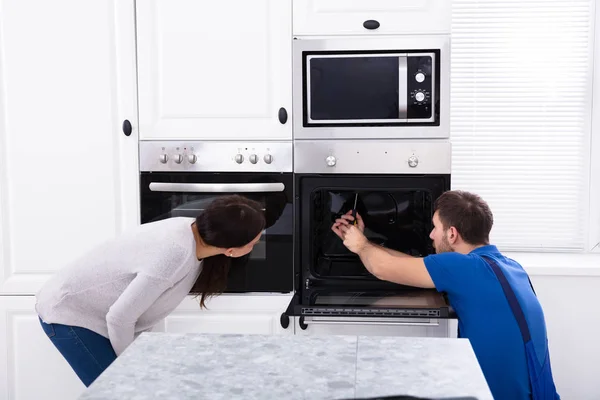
284, 139, 454, 329
292, 36, 450, 140
139, 141, 294, 294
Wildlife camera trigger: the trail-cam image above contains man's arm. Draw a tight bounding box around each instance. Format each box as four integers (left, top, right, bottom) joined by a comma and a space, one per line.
357, 241, 435, 288
338, 224, 435, 288
370, 243, 415, 259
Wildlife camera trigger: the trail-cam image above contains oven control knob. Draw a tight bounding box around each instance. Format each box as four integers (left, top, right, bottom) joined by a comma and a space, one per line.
408, 155, 419, 168
159, 154, 168, 164
263, 154, 273, 164
415, 91, 425, 102
234, 154, 244, 164
326, 155, 337, 167
187, 154, 197, 164
415, 72, 426, 83
173, 154, 183, 164
249, 154, 258, 164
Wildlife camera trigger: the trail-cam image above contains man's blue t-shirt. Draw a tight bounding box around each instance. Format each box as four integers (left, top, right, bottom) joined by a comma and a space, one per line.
424, 245, 549, 400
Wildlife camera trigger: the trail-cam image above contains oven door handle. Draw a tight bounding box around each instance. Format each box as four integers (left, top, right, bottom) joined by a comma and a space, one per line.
148, 182, 285, 193
302, 317, 440, 327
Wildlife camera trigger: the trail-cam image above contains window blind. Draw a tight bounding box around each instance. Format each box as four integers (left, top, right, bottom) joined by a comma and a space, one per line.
450, 0, 595, 251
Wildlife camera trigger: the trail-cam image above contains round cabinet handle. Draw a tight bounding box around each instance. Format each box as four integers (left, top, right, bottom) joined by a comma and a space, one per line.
278, 107, 288, 124
122, 119, 132, 136
363, 20, 380, 30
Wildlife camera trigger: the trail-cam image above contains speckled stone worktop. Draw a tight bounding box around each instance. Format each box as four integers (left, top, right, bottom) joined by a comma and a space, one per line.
79, 333, 493, 400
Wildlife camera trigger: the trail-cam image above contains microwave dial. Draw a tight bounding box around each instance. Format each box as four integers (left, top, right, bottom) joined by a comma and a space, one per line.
415, 72, 426, 83
415, 91, 426, 102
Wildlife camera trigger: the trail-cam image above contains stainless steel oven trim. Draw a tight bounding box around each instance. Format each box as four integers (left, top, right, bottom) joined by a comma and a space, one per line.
302, 316, 440, 327
398, 55, 408, 120
293, 35, 450, 140
148, 182, 285, 193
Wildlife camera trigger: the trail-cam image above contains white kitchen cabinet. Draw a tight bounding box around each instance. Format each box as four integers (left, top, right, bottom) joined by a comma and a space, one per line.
293, 0, 451, 36
0, 0, 139, 295
156, 295, 294, 335
136, 0, 292, 141
294, 317, 454, 338
0, 296, 85, 400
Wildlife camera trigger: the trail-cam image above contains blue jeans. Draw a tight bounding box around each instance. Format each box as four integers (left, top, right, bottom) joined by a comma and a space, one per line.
38, 317, 117, 387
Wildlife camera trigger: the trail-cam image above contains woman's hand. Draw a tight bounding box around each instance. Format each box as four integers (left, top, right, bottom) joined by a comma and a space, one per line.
331, 210, 365, 240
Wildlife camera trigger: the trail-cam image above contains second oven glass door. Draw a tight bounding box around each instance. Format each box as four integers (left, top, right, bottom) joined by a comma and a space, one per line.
140, 172, 293, 293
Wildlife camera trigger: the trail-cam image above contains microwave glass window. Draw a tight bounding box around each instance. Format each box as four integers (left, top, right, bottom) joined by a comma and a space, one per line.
308, 56, 400, 121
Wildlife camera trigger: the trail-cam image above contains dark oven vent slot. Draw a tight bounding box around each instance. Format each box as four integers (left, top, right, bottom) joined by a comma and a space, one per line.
301, 307, 440, 318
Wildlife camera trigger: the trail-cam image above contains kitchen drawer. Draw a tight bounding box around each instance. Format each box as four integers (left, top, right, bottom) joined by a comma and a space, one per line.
293, 0, 450, 36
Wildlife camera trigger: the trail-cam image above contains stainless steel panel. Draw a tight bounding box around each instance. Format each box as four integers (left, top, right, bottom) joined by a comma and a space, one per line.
139, 141, 293, 172
294, 139, 451, 174
293, 35, 450, 140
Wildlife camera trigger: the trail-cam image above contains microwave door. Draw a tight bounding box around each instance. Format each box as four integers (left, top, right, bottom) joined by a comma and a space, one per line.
306, 54, 408, 124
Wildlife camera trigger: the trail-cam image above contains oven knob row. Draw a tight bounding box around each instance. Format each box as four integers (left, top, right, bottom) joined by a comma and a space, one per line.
234, 153, 273, 164
159, 153, 197, 164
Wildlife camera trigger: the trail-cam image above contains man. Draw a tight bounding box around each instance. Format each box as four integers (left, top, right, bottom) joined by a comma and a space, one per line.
332, 190, 559, 400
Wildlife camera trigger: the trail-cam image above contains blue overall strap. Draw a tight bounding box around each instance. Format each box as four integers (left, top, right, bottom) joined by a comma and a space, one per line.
481, 255, 531, 343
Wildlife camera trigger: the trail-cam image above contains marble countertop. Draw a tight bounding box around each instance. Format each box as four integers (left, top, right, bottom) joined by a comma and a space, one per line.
79, 333, 492, 400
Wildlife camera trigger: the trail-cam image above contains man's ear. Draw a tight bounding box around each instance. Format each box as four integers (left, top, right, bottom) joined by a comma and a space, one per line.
447, 226, 459, 244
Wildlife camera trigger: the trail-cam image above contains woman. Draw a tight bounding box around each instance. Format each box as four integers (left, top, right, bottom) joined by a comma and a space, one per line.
35, 194, 265, 387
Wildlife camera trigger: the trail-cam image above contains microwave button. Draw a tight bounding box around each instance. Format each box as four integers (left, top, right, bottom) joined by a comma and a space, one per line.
415, 72, 426, 83
325, 155, 337, 167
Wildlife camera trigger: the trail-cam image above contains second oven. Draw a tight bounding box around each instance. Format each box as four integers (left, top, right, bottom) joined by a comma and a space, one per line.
139, 141, 294, 294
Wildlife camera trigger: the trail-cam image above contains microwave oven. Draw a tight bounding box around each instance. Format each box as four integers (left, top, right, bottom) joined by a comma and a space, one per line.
292, 36, 450, 140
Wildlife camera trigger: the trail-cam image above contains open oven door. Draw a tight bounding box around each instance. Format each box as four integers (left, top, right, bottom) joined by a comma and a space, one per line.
282, 287, 456, 330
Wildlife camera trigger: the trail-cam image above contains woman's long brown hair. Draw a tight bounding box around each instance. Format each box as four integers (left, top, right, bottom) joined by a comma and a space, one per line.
190, 195, 265, 308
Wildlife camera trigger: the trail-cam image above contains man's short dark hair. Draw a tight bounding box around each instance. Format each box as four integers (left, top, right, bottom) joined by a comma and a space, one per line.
433, 190, 494, 245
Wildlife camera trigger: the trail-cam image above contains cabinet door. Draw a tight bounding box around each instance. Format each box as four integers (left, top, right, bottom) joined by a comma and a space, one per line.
0, 0, 139, 295
158, 295, 294, 335
293, 0, 451, 36
0, 296, 85, 400
294, 317, 451, 338
136, 0, 292, 141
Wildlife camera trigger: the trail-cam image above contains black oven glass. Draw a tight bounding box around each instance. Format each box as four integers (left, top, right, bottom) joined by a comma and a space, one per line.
313, 189, 433, 279
140, 172, 293, 293
296, 174, 449, 285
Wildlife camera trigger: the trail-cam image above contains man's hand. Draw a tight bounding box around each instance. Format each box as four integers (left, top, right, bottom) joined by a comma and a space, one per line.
339, 224, 369, 254
332, 210, 365, 240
